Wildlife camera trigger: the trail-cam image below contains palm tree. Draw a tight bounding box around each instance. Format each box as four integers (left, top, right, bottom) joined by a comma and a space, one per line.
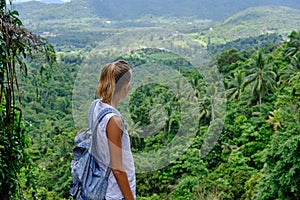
278, 31, 300, 85
242, 50, 276, 105
196, 66, 226, 124
290, 53, 300, 70
151, 92, 180, 141
285, 30, 300, 59
279, 53, 300, 84
225, 70, 244, 100
125, 114, 144, 149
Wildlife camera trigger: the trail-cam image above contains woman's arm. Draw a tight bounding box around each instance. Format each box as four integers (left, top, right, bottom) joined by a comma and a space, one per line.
106, 116, 134, 200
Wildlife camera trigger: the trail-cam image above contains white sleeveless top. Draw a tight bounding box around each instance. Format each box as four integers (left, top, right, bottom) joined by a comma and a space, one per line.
91, 100, 136, 200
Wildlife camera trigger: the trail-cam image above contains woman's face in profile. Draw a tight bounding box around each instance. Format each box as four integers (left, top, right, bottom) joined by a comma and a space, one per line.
123, 81, 131, 99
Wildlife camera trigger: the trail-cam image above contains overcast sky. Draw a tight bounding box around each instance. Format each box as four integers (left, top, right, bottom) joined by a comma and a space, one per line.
11, 0, 70, 2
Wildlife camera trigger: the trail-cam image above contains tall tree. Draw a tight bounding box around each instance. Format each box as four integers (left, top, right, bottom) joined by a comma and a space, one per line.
242, 50, 276, 105
0, 0, 55, 198
226, 70, 244, 100
285, 30, 300, 59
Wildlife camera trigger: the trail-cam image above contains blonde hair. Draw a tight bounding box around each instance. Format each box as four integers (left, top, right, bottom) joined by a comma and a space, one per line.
96, 60, 131, 103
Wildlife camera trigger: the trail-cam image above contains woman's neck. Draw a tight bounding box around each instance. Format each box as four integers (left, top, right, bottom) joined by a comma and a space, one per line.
110, 97, 120, 108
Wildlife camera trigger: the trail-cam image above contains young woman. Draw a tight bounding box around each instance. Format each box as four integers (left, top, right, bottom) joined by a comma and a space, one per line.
92, 60, 135, 200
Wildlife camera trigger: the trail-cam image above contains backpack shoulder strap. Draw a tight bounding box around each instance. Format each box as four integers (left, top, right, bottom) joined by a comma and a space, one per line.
91, 107, 118, 133
88, 99, 99, 129
90, 107, 118, 179
88, 100, 119, 131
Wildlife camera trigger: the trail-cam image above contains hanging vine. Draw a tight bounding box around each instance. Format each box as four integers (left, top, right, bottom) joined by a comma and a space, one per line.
0, 0, 56, 198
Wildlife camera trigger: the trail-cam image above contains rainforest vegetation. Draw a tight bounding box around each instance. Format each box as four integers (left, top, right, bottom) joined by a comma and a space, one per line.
1, 0, 300, 199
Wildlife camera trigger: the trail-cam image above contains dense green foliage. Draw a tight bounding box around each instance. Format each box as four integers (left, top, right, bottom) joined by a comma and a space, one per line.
0, 1, 55, 199
207, 33, 283, 56
16, 29, 300, 199
2, 1, 300, 199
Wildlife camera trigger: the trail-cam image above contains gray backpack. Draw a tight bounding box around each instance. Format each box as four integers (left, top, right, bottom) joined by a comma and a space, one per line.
70, 100, 117, 200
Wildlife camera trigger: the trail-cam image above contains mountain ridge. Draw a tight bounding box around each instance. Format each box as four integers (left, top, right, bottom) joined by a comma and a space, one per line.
209, 6, 300, 43
15, 1, 300, 49
16, 0, 300, 21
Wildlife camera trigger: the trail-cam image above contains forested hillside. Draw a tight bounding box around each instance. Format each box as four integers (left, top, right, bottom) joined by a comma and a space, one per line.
18, 29, 300, 200
1, 1, 300, 199
204, 6, 300, 44
16, 0, 300, 50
